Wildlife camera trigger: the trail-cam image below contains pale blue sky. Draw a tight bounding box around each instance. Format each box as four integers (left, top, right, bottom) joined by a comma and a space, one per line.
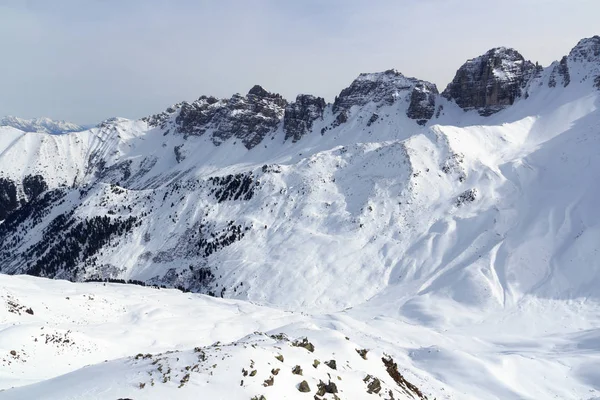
0, 0, 598, 124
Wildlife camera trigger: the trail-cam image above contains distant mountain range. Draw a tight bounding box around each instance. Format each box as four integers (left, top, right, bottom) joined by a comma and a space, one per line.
0, 115, 85, 134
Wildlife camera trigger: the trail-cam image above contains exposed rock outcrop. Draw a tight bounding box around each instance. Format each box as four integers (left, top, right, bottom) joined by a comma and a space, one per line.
146, 86, 287, 149
568, 35, 600, 64
333, 69, 438, 125
567, 36, 600, 90
407, 82, 439, 125
443, 47, 536, 115
283, 95, 326, 142
549, 56, 571, 88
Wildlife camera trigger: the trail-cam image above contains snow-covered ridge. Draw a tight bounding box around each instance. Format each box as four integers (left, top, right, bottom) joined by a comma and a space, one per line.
0, 116, 85, 134
0, 36, 599, 310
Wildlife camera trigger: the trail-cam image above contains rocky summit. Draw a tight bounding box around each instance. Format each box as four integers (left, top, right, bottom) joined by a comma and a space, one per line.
442, 47, 537, 115
332, 69, 439, 124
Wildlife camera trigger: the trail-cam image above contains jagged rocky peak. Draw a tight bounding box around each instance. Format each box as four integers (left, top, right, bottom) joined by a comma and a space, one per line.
147, 85, 288, 149
548, 36, 600, 90
332, 69, 439, 124
443, 47, 537, 116
568, 36, 600, 63
568, 36, 600, 90
283, 94, 326, 142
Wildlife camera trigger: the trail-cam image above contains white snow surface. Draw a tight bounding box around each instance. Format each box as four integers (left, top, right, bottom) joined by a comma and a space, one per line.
1, 38, 600, 399
1, 274, 599, 400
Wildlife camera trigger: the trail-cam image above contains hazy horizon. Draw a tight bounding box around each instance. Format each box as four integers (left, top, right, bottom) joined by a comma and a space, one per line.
1, 0, 598, 124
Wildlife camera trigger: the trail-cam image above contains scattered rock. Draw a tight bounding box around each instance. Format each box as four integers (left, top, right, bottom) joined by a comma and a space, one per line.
263, 376, 274, 387
316, 380, 338, 396
298, 380, 311, 392
365, 375, 382, 394
382, 355, 427, 399
324, 360, 337, 370
356, 348, 368, 360
292, 338, 315, 352
456, 188, 477, 206
292, 365, 303, 375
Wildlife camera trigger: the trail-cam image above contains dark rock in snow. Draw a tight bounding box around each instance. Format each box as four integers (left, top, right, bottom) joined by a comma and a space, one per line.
549, 56, 571, 88
443, 47, 536, 115
283, 95, 326, 142
169, 86, 287, 149
298, 380, 310, 392
407, 82, 439, 124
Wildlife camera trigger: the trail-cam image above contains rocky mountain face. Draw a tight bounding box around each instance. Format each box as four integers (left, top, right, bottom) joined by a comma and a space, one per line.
442, 47, 537, 115
156, 85, 287, 149
144, 85, 288, 149
283, 95, 326, 142
548, 56, 571, 88
0, 36, 599, 312
0, 116, 84, 134
332, 69, 439, 125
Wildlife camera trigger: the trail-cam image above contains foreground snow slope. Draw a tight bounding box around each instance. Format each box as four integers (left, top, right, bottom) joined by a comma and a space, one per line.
0, 275, 599, 399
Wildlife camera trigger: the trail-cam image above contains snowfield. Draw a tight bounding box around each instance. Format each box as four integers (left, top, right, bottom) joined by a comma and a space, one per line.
0, 275, 599, 399
2, 36, 600, 399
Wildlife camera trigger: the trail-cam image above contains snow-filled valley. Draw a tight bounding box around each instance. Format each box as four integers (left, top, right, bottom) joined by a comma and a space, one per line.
1, 36, 600, 399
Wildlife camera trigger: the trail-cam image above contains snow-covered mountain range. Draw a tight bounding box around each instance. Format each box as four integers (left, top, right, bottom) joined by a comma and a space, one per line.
0, 116, 85, 135
1, 36, 600, 399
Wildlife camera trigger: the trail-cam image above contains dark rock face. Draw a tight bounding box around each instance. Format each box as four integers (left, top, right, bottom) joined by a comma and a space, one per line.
549, 56, 571, 88
333, 70, 411, 113
283, 95, 326, 142
0, 178, 18, 220
154, 86, 287, 149
173, 145, 185, 163
407, 82, 439, 125
443, 47, 536, 115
